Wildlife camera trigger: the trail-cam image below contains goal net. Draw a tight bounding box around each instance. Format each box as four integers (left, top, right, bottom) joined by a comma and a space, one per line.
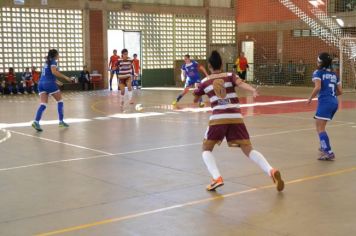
340, 37, 356, 91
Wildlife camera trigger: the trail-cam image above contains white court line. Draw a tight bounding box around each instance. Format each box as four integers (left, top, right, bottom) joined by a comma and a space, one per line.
272, 114, 356, 124
0, 129, 12, 144
0, 118, 91, 129
179, 98, 318, 112
0, 123, 350, 172
0, 143, 200, 172
9, 130, 113, 155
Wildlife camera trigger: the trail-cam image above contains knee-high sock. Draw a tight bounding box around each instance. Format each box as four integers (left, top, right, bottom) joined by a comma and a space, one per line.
35, 103, 47, 122
202, 151, 221, 179
249, 150, 273, 176
319, 131, 332, 153
57, 100, 64, 122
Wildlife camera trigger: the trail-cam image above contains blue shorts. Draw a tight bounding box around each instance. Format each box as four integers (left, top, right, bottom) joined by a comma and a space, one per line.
314, 101, 338, 121
185, 78, 201, 87
38, 81, 59, 95
111, 69, 119, 75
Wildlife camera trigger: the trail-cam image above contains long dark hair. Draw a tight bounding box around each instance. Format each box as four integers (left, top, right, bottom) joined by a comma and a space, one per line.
46, 49, 59, 65
208, 50, 222, 70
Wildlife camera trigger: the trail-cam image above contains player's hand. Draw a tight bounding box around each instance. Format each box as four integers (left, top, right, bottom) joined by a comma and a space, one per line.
306, 97, 312, 105
56, 80, 64, 86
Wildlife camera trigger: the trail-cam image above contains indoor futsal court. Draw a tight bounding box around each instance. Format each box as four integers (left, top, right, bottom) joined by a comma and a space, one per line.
1, 0, 356, 236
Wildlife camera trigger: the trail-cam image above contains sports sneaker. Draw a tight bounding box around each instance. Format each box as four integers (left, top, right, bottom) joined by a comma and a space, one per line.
206, 176, 224, 191
270, 169, 284, 192
172, 100, 177, 106
198, 102, 205, 108
32, 121, 43, 132
318, 151, 335, 161
59, 121, 69, 128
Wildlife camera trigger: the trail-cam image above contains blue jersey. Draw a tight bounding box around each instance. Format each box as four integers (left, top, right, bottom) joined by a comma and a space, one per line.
312, 69, 339, 103
40, 59, 57, 83
181, 60, 200, 81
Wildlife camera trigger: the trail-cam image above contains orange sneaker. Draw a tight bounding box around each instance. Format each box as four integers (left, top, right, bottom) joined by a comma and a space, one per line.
206, 176, 224, 191
270, 169, 284, 192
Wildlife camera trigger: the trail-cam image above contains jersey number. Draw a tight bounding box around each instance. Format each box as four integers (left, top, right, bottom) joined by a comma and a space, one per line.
329, 84, 335, 97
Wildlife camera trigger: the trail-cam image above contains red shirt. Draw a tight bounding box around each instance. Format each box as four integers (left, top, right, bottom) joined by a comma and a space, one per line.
132, 58, 140, 74
109, 55, 120, 69
235, 56, 248, 72
32, 70, 40, 83
6, 72, 16, 83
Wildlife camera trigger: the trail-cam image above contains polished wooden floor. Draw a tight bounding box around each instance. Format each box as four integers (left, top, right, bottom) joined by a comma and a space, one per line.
0, 86, 355, 236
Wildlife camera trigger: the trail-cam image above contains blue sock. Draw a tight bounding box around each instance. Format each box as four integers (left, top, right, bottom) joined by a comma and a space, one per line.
35, 104, 47, 122
198, 97, 203, 103
57, 101, 64, 122
319, 131, 332, 153
177, 94, 183, 102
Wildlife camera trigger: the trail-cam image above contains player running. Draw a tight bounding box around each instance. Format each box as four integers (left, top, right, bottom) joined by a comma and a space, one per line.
193, 50, 284, 192
108, 49, 120, 91
172, 54, 208, 107
32, 49, 72, 132
307, 52, 342, 161
116, 48, 135, 105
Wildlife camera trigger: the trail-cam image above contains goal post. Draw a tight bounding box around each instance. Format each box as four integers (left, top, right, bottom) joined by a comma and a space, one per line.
339, 37, 356, 91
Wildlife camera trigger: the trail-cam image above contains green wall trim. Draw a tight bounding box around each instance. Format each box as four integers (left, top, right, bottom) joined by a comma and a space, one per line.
142, 69, 175, 87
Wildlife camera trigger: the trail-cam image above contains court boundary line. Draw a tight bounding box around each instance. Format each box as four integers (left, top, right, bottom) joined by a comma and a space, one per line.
1, 122, 350, 172
35, 166, 356, 236
8, 130, 113, 155
0, 129, 12, 144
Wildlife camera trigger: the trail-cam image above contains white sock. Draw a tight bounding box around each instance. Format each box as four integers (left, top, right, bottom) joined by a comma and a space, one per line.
202, 151, 221, 179
128, 90, 133, 100
120, 95, 125, 102
249, 150, 273, 176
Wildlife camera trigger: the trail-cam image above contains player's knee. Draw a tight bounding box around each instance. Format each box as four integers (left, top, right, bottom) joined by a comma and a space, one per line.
240, 144, 253, 156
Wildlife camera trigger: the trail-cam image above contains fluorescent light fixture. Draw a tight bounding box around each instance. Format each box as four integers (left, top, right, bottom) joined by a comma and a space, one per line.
336, 18, 344, 27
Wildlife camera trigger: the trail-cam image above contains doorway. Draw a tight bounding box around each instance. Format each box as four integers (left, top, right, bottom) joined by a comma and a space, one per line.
241, 41, 254, 82
107, 30, 142, 90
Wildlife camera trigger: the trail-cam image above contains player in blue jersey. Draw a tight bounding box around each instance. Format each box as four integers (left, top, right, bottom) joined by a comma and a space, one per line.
32, 49, 72, 132
172, 54, 208, 107
307, 52, 342, 161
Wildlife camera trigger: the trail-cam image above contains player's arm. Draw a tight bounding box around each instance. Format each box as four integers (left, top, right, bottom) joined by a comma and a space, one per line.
198, 64, 209, 77
193, 83, 205, 103
51, 66, 71, 82
234, 74, 258, 97
181, 69, 186, 82
307, 79, 321, 104
108, 57, 112, 68
336, 83, 342, 96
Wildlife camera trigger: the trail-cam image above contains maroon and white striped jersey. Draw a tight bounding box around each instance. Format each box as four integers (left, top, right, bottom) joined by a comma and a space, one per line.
194, 72, 243, 126
117, 58, 133, 79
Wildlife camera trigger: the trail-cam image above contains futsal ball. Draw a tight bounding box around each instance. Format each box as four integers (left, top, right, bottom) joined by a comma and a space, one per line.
135, 104, 143, 111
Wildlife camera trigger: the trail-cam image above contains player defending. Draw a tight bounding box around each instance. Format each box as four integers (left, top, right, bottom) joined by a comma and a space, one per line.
108, 49, 120, 91
193, 51, 284, 192
172, 54, 208, 107
32, 49, 72, 132
307, 52, 342, 161
116, 49, 134, 105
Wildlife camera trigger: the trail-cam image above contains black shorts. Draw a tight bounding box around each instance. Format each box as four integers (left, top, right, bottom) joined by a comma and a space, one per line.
238, 71, 247, 80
